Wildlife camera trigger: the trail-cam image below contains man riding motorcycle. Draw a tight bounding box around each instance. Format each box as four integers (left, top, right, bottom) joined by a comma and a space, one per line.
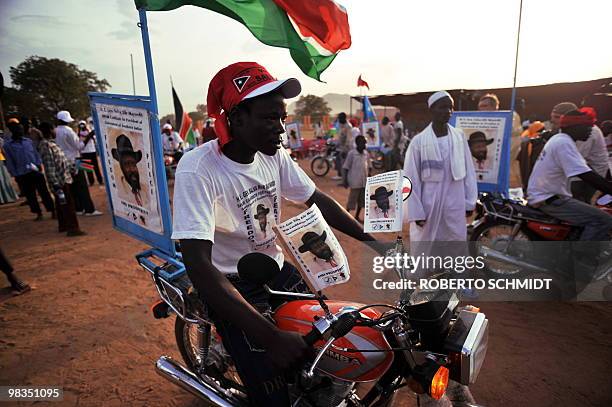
171, 62, 379, 406
162, 123, 184, 163
527, 108, 612, 266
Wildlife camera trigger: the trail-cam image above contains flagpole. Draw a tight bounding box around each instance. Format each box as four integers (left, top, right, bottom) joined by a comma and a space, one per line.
510, 0, 523, 112
130, 53, 136, 95
138, 8, 160, 117
136, 7, 175, 255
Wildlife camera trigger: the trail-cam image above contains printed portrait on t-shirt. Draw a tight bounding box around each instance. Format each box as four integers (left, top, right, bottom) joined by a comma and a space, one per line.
244, 194, 278, 251
253, 203, 271, 239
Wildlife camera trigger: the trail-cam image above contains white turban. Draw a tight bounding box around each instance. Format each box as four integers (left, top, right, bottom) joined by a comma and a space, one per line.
162, 123, 172, 130
427, 91, 454, 108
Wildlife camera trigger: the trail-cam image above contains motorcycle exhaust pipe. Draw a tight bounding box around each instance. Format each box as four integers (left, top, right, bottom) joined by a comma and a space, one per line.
480, 247, 550, 274
155, 356, 239, 407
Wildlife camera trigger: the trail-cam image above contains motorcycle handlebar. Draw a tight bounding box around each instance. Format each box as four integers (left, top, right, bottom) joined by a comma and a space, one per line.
302, 312, 359, 346
302, 328, 322, 346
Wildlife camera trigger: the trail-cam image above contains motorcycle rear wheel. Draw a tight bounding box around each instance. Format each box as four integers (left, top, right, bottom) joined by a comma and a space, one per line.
311, 156, 331, 177
174, 317, 246, 396
470, 219, 533, 278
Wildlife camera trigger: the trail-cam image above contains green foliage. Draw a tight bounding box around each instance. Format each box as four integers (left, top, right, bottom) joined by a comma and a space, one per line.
195, 104, 207, 115
293, 94, 331, 123
188, 111, 205, 122
6, 56, 110, 121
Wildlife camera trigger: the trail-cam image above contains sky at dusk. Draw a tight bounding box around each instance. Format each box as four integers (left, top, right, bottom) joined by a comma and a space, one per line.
1, 0, 611, 116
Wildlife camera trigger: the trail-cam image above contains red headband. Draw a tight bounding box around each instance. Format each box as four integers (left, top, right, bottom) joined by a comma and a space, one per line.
560, 107, 596, 128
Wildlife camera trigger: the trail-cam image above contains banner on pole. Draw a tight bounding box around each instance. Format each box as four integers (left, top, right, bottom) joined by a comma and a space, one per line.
275, 204, 350, 292
450, 111, 513, 195
364, 170, 404, 233
88, 92, 175, 256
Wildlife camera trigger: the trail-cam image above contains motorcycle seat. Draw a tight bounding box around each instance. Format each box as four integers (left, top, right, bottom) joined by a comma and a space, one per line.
508, 202, 560, 223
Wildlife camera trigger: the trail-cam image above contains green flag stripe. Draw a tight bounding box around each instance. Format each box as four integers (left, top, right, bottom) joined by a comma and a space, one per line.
134, 0, 336, 80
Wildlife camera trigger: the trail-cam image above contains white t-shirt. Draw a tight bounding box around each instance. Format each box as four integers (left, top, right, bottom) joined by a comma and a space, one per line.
575, 125, 610, 178
527, 133, 591, 205
55, 125, 81, 163
171, 139, 316, 274
79, 129, 96, 154
163, 131, 183, 153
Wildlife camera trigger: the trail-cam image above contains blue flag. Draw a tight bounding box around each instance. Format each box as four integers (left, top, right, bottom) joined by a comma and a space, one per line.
363, 95, 377, 122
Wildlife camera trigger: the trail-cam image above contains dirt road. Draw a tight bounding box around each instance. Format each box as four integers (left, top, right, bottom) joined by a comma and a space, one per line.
1, 160, 610, 406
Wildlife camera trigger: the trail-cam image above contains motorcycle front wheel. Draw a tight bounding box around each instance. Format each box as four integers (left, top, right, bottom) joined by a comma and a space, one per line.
311, 156, 331, 177
174, 317, 246, 396
470, 219, 533, 278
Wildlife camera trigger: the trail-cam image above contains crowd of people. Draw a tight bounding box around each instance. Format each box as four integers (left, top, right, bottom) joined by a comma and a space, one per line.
1, 110, 105, 292
1, 57, 610, 404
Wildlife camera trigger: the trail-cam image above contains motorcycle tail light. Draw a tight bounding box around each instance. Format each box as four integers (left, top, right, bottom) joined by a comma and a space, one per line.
444, 309, 489, 385
429, 366, 449, 400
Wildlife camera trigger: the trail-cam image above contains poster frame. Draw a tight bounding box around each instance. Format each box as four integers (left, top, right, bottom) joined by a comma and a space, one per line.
450, 110, 513, 195
362, 121, 382, 149
88, 91, 175, 256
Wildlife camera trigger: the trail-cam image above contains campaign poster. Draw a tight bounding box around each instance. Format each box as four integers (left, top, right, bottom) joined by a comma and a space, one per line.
93, 103, 163, 233
276, 204, 349, 292
451, 111, 512, 192
285, 122, 302, 149
364, 170, 403, 233
362, 121, 380, 148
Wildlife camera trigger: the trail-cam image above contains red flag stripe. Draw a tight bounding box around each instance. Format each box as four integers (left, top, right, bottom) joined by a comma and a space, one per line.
179, 111, 192, 141
272, 0, 351, 53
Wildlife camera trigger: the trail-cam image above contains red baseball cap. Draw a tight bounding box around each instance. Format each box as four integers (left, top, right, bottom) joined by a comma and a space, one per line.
206, 62, 301, 147
560, 107, 596, 129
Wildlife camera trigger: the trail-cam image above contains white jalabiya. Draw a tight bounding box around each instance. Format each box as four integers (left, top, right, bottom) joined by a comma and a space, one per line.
403, 123, 477, 244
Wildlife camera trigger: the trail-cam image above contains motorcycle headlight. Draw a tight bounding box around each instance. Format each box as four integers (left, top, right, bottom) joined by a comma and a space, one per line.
444, 309, 489, 385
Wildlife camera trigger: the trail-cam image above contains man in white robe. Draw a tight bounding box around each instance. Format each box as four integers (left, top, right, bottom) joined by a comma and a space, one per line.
403, 91, 477, 261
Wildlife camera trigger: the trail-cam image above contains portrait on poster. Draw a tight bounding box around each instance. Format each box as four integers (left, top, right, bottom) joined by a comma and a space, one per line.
362, 122, 380, 147
453, 115, 507, 184
276, 205, 349, 292
364, 170, 403, 233
285, 122, 301, 149
94, 103, 163, 233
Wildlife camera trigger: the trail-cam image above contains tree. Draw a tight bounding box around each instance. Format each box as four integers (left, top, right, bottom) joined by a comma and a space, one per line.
7, 56, 110, 121
196, 104, 207, 115
293, 94, 331, 123
188, 111, 205, 122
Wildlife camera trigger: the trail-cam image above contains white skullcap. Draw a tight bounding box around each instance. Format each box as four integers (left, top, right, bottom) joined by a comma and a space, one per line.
162, 123, 172, 130
427, 91, 454, 108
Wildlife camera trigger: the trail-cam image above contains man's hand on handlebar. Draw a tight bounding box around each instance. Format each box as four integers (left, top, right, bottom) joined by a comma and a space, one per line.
266, 329, 312, 371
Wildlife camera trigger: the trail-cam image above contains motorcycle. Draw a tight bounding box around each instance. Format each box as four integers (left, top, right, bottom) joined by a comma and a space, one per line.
310, 141, 385, 178
469, 193, 612, 298
310, 140, 338, 177
164, 148, 184, 180
136, 248, 489, 406
369, 149, 386, 171
164, 154, 177, 179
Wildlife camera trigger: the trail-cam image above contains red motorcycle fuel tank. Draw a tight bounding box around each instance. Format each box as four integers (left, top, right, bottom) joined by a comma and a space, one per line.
526, 221, 571, 240
274, 300, 394, 382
